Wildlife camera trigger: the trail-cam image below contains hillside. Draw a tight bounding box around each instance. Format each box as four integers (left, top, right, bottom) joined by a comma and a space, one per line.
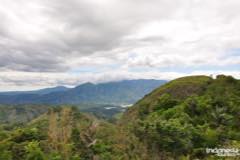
123, 75, 212, 121
0, 79, 166, 105
0, 103, 125, 124
0, 105, 50, 124
122, 75, 240, 159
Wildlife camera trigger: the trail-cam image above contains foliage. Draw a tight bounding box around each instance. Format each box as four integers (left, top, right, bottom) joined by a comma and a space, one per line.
129, 75, 240, 159
25, 141, 45, 160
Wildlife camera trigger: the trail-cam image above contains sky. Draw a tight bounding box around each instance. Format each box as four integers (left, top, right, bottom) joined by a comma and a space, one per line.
0, 0, 239, 91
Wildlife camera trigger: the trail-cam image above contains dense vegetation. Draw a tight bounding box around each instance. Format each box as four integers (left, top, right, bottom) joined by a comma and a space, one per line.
0, 75, 239, 159
123, 75, 240, 159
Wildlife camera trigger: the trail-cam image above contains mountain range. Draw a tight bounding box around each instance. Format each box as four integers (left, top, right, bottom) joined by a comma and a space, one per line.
0, 79, 166, 105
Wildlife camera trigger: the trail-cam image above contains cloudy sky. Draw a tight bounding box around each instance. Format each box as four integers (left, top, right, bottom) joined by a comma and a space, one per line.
0, 0, 239, 91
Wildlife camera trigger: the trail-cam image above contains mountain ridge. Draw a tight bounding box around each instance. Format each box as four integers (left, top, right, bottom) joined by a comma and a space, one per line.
0, 79, 167, 105
0, 86, 69, 95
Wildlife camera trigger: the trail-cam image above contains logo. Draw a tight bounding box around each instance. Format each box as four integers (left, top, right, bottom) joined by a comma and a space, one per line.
206, 148, 240, 157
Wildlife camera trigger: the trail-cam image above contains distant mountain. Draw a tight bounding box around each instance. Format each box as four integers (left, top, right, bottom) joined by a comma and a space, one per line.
0, 79, 166, 105
0, 86, 69, 95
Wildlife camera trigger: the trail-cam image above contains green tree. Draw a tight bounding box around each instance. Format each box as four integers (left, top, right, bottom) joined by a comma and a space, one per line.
0, 142, 12, 160
0, 150, 12, 160
25, 141, 45, 160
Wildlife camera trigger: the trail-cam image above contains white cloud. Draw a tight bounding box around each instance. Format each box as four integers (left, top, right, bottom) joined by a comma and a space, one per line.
0, 0, 239, 90
0, 69, 239, 91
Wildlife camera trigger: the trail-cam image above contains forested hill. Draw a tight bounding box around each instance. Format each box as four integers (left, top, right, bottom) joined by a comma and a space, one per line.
0, 79, 166, 105
121, 75, 240, 159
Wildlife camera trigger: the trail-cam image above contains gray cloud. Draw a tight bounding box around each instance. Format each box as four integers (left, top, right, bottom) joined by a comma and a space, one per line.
0, 0, 239, 90
0, 0, 182, 72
